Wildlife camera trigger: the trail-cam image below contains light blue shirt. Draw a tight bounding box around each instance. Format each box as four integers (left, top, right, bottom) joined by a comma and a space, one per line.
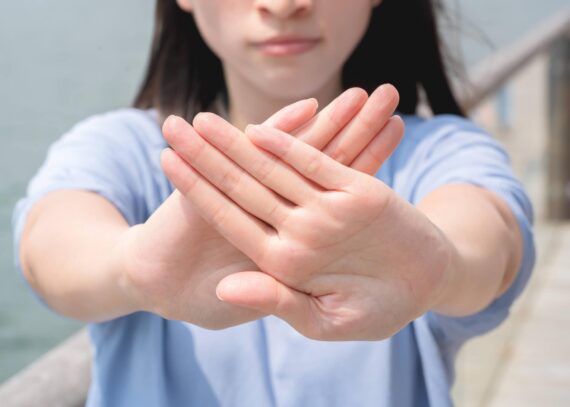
13, 109, 535, 406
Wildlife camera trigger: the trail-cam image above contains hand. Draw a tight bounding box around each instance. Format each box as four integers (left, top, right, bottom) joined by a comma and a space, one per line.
267, 84, 403, 175
163, 114, 450, 341
125, 86, 403, 329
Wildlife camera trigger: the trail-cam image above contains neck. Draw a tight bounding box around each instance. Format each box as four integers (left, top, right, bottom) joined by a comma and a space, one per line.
224, 70, 343, 131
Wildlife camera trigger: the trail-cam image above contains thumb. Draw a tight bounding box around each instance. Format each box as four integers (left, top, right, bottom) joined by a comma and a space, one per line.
216, 271, 318, 336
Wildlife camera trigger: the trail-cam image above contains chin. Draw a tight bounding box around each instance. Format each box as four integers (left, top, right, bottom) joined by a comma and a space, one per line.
260, 72, 335, 100
266, 82, 319, 100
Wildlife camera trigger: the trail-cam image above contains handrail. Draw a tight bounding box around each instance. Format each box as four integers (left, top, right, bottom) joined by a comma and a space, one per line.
1, 8, 569, 407
0, 330, 90, 407
457, 7, 570, 111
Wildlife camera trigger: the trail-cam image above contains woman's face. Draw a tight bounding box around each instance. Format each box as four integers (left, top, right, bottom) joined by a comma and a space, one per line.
177, 0, 380, 100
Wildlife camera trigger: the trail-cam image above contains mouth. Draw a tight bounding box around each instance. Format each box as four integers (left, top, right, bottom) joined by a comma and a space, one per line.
252, 35, 322, 57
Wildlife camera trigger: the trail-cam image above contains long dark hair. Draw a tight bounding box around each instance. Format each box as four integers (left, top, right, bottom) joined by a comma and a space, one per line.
134, 0, 465, 121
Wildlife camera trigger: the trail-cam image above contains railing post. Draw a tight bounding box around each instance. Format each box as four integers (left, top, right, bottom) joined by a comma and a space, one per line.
0, 330, 90, 407
547, 32, 570, 220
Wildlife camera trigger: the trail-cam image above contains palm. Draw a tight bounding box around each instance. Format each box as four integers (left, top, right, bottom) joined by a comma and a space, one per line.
230, 174, 446, 340
150, 85, 404, 330
124, 190, 261, 328
163, 112, 449, 341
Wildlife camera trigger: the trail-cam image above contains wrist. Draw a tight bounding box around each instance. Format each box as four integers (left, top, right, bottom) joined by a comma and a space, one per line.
425, 227, 461, 315
428, 231, 489, 317
112, 224, 151, 315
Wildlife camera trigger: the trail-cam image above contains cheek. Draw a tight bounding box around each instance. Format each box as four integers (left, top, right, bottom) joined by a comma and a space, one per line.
190, 4, 243, 60
324, 5, 372, 64
175, 0, 193, 13
191, 10, 221, 46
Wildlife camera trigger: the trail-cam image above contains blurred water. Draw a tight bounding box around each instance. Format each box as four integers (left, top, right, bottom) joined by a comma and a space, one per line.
0, 0, 568, 383
0, 0, 155, 382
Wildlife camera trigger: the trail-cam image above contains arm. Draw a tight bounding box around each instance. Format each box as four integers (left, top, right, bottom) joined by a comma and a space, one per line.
19, 190, 138, 322
164, 121, 526, 340
419, 184, 523, 316
18, 86, 403, 325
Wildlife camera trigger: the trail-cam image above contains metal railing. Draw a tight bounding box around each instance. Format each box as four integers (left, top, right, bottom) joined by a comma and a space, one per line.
457, 9, 570, 111
0, 331, 90, 406
1, 8, 569, 407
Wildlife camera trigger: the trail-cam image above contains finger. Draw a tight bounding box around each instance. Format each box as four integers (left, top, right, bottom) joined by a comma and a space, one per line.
262, 98, 319, 133
192, 113, 320, 206
322, 84, 399, 166
295, 88, 368, 149
246, 125, 357, 190
160, 148, 273, 263
350, 115, 405, 175
163, 116, 292, 227
216, 271, 320, 338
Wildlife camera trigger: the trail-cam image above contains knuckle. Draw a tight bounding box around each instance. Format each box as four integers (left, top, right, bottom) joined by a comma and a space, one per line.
359, 111, 378, 131
188, 135, 206, 157
330, 146, 349, 165
210, 202, 230, 226
304, 151, 322, 177
217, 168, 242, 196
217, 128, 239, 153
265, 201, 286, 225
177, 170, 200, 197
327, 109, 346, 129
253, 157, 277, 182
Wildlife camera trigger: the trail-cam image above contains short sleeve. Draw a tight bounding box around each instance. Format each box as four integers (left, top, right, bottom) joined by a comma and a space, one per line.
393, 115, 535, 347
11, 109, 170, 304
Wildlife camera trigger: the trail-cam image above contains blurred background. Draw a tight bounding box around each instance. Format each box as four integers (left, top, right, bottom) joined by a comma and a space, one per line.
0, 0, 154, 382
0, 0, 569, 405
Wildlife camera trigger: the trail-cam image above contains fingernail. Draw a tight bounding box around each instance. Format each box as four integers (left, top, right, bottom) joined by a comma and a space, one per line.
215, 286, 226, 302
246, 124, 265, 138
246, 124, 264, 134
341, 88, 366, 105
164, 115, 181, 133
306, 97, 319, 108
378, 84, 398, 105
378, 83, 395, 96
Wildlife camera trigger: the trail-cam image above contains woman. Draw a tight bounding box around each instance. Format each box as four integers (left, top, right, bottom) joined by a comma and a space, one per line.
14, 0, 534, 405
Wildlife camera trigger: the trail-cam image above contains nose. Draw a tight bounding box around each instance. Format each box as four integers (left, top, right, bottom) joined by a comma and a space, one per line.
254, 0, 314, 20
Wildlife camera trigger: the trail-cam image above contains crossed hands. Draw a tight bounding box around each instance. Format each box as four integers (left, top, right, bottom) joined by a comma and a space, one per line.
121, 85, 452, 341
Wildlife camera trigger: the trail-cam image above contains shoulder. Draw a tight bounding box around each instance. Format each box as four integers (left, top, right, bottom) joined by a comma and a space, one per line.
23, 108, 170, 223
383, 114, 520, 203
73, 107, 160, 130
389, 114, 507, 172
61, 108, 164, 150
400, 114, 492, 149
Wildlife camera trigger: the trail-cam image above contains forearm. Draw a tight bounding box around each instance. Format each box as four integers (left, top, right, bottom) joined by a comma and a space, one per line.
419, 184, 523, 316
20, 191, 141, 322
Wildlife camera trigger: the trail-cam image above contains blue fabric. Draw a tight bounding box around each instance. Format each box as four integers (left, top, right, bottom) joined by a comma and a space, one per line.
12, 109, 535, 407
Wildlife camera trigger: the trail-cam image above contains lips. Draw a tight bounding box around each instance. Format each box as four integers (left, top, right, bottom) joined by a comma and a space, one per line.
253, 36, 321, 56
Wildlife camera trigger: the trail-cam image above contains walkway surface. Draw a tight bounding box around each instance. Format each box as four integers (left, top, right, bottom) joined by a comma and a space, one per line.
453, 222, 570, 406
453, 52, 570, 406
